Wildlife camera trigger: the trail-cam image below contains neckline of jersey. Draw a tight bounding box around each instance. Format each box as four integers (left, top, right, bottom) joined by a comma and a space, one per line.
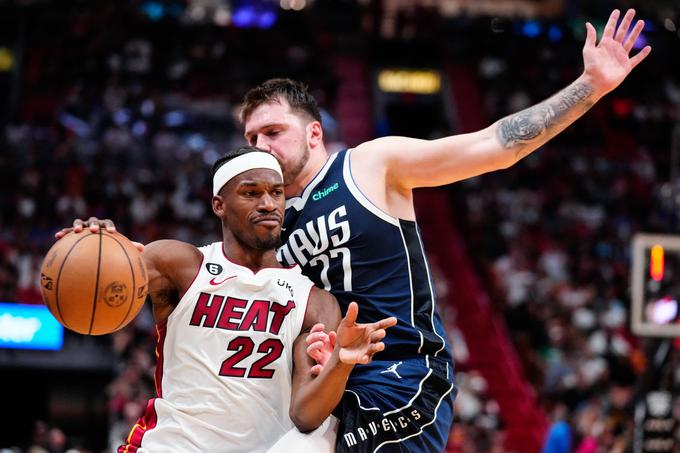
285, 150, 345, 211
220, 242, 299, 275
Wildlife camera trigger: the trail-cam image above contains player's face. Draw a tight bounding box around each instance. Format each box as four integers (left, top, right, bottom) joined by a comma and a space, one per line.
219, 168, 285, 250
243, 99, 311, 186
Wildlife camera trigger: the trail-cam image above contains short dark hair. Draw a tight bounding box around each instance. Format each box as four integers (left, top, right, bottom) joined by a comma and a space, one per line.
212, 146, 265, 177
240, 78, 322, 124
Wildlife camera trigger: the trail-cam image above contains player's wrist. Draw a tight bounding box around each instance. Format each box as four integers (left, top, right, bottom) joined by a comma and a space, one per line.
576, 72, 607, 100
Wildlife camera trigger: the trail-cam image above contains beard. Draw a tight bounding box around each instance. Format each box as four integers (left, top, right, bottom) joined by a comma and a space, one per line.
231, 227, 282, 252
282, 145, 310, 186
252, 232, 282, 251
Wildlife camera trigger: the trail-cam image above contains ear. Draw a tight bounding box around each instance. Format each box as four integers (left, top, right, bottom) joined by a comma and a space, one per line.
307, 121, 324, 149
212, 195, 226, 217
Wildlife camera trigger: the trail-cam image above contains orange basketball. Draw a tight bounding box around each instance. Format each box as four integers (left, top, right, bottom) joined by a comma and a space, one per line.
40, 230, 149, 335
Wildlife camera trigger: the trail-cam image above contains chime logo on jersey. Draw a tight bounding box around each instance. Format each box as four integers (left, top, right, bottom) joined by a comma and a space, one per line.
277, 205, 350, 266
312, 182, 339, 201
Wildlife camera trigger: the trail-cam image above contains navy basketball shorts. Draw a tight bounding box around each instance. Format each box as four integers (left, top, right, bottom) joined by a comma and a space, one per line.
333, 355, 456, 453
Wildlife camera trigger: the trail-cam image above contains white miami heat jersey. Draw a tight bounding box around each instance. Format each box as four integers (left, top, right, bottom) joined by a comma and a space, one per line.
121, 242, 314, 453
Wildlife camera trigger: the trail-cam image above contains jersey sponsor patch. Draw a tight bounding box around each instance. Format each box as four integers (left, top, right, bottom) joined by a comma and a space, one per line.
312, 182, 340, 201
206, 262, 223, 275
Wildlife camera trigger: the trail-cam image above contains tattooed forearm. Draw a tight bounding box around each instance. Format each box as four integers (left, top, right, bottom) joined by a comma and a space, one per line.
496, 82, 595, 158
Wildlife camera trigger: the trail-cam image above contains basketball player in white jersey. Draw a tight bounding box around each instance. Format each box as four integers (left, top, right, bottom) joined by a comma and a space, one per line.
56, 147, 396, 452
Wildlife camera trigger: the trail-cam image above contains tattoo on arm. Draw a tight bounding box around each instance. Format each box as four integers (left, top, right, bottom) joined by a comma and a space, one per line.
496, 82, 595, 159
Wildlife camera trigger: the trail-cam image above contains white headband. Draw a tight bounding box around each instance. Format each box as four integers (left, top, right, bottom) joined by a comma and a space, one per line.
213, 152, 283, 196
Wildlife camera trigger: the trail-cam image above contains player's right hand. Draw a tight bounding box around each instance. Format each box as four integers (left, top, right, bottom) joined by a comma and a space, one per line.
55, 217, 116, 238
55, 218, 144, 252
336, 302, 397, 366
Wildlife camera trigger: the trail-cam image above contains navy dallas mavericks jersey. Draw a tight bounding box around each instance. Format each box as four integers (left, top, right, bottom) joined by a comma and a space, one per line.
277, 149, 453, 371
278, 150, 452, 363
278, 149, 456, 451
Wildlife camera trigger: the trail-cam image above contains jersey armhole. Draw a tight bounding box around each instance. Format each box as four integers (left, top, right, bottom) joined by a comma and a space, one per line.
344, 148, 400, 226
296, 281, 315, 337
166, 248, 206, 323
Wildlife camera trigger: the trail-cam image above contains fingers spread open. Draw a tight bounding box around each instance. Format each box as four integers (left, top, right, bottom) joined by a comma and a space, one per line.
614, 9, 635, 43
630, 45, 652, 69
369, 343, 385, 356
584, 22, 597, 49
603, 9, 620, 40
624, 19, 645, 53
375, 317, 398, 329
371, 329, 386, 342
343, 302, 359, 325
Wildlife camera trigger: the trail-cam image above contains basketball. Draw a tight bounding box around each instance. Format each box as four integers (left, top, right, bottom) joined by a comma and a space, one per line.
39, 230, 149, 335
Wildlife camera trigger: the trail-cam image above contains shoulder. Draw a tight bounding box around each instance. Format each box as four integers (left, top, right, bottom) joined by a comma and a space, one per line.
308, 285, 336, 305
143, 239, 203, 276
348, 138, 417, 219
144, 239, 202, 263
143, 240, 204, 314
352, 136, 421, 164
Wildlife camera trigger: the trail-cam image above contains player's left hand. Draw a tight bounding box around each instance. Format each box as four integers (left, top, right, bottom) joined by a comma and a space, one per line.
306, 323, 336, 376
582, 9, 651, 95
335, 302, 397, 365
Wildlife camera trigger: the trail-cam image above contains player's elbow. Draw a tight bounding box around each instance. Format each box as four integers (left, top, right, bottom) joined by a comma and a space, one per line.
289, 406, 322, 433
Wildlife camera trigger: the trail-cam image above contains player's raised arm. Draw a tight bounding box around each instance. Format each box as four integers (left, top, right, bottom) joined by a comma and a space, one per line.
354, 9, 651, 191
289, 289, 397, 432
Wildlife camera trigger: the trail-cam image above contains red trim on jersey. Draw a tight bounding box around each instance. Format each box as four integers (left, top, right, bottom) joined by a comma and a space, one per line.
183, 249, 205, 299
118, 398, 159, 452
154, 319, 168, 397
220, 242, 299, 273
301, 284, 313, 335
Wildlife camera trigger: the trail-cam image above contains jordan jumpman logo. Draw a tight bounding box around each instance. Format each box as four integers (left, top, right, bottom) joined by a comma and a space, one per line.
380, 361, 403, 379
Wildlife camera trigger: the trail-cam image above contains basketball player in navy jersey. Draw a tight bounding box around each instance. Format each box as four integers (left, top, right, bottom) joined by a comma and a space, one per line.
56, 148, 396, 452
240, 9, 650, 452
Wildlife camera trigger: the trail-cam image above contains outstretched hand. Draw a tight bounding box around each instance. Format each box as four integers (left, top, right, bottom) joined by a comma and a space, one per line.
54, 217, 144, 252
336, 302, 397, 366
582, 9, 651, 95
306, 302, 397, 375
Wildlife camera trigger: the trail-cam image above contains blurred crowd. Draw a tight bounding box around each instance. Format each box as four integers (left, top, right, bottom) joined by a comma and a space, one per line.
448, 8, 680, 452
2, 1, 680, 452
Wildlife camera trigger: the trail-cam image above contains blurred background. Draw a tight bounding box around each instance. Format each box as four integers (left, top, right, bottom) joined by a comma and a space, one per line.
0, 0, 679, 452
